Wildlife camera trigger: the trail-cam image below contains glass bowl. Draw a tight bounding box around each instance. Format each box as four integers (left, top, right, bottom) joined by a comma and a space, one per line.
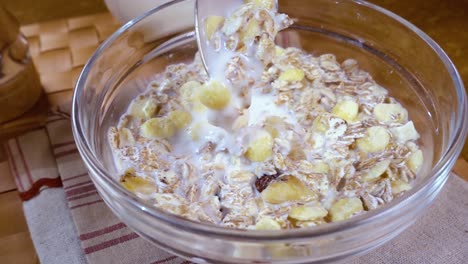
72, 0, 468, 263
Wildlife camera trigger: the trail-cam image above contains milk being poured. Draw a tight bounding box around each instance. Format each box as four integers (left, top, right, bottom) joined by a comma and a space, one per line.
175, 1, 299, 159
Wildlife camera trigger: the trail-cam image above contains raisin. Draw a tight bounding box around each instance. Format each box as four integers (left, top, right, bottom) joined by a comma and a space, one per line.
255, 173, 280, 192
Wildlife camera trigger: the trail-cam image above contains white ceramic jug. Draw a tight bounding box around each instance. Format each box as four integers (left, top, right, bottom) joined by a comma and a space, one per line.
104, 0, 194, 42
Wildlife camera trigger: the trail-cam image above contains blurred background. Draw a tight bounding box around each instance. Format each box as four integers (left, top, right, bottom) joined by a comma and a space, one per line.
2, 0, 107, 24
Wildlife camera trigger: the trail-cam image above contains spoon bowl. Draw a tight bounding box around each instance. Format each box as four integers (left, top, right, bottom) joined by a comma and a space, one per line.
195, 0, 244, 77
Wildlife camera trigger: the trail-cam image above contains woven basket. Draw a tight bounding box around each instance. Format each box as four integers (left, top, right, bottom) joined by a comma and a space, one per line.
0, 12, 121, 140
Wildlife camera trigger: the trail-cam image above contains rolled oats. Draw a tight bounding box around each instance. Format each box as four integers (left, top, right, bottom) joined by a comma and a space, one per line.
109, 1, 424, 230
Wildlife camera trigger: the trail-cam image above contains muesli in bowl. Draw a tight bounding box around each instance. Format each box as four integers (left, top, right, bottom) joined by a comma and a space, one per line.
109, 0, 424, 230
72, 0, 467, 262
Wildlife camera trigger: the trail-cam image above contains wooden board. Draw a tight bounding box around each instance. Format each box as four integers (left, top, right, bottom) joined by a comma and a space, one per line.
0, 232, 38, 264
453, 159, 468, 181
0, 191, 37, 264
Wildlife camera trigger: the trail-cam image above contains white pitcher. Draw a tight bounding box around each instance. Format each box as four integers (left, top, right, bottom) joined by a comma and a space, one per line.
104, 0, 194, 42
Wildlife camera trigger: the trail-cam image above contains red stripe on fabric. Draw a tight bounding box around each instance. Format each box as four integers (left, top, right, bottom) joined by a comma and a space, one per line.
4, 143, 24, 191
65, 184, 96, 197
18, 177, 63, 201
64, 180, 93, 190
79, 222, 127, 241
62, 172, 88, 182
83, 232, 139, 254
151, 256, 178, 264
67, 190, 98, 201
70, 199, 103, 210
52, 141, 76, 149
14, 138, 34, 185
54, 148, 78, 159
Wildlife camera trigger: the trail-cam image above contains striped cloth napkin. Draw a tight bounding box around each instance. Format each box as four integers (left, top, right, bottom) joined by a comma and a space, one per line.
7, 112, 184, 264
4, 110, 467, 264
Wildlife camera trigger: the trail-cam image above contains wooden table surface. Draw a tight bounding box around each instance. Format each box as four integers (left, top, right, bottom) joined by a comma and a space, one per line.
0, 147, 39, 263
369, 0, 468, 160
1, 0, 468, 263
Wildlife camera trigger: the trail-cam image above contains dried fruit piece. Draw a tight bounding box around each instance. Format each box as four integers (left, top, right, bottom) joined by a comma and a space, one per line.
204, 16, 224, 40
329, 198, 363, 222
275, 46, 285, 56
390, 121, 420, 143
130, 98, 158, 119
241, 19, 261, 43
232, 114, 248, 131
168, 110, 192, 129
356, 126, 390, 153
312, 114, 330, 133
141, 117, 176, 139
362, 160, 391, 182
255, 217, 281, 230
121, 171, 156, 195
255, 173, 279, 192
289, 205, 328, 221
373, 103, 408, 124
193, 100, 209, 113
222, 15, 243, 36
180, 81, 201, 101
332, 100, 358, 123
262, 176, 315, 204
391, 179, 411, 194
408, 149, 423, 174
245, 130, 274, 162
199, 80, 231, 110
279, 68, 305, 82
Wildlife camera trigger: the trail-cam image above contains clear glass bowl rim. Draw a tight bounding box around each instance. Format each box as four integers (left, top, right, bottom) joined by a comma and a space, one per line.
72, 0, 468, 241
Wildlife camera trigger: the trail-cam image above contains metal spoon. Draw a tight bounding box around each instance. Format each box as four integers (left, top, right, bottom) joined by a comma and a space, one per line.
195, 0, 280, 77
195, 0, 244, 77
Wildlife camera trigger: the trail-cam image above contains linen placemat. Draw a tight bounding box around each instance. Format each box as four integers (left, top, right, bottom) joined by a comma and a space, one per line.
46, 117, 181, 264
